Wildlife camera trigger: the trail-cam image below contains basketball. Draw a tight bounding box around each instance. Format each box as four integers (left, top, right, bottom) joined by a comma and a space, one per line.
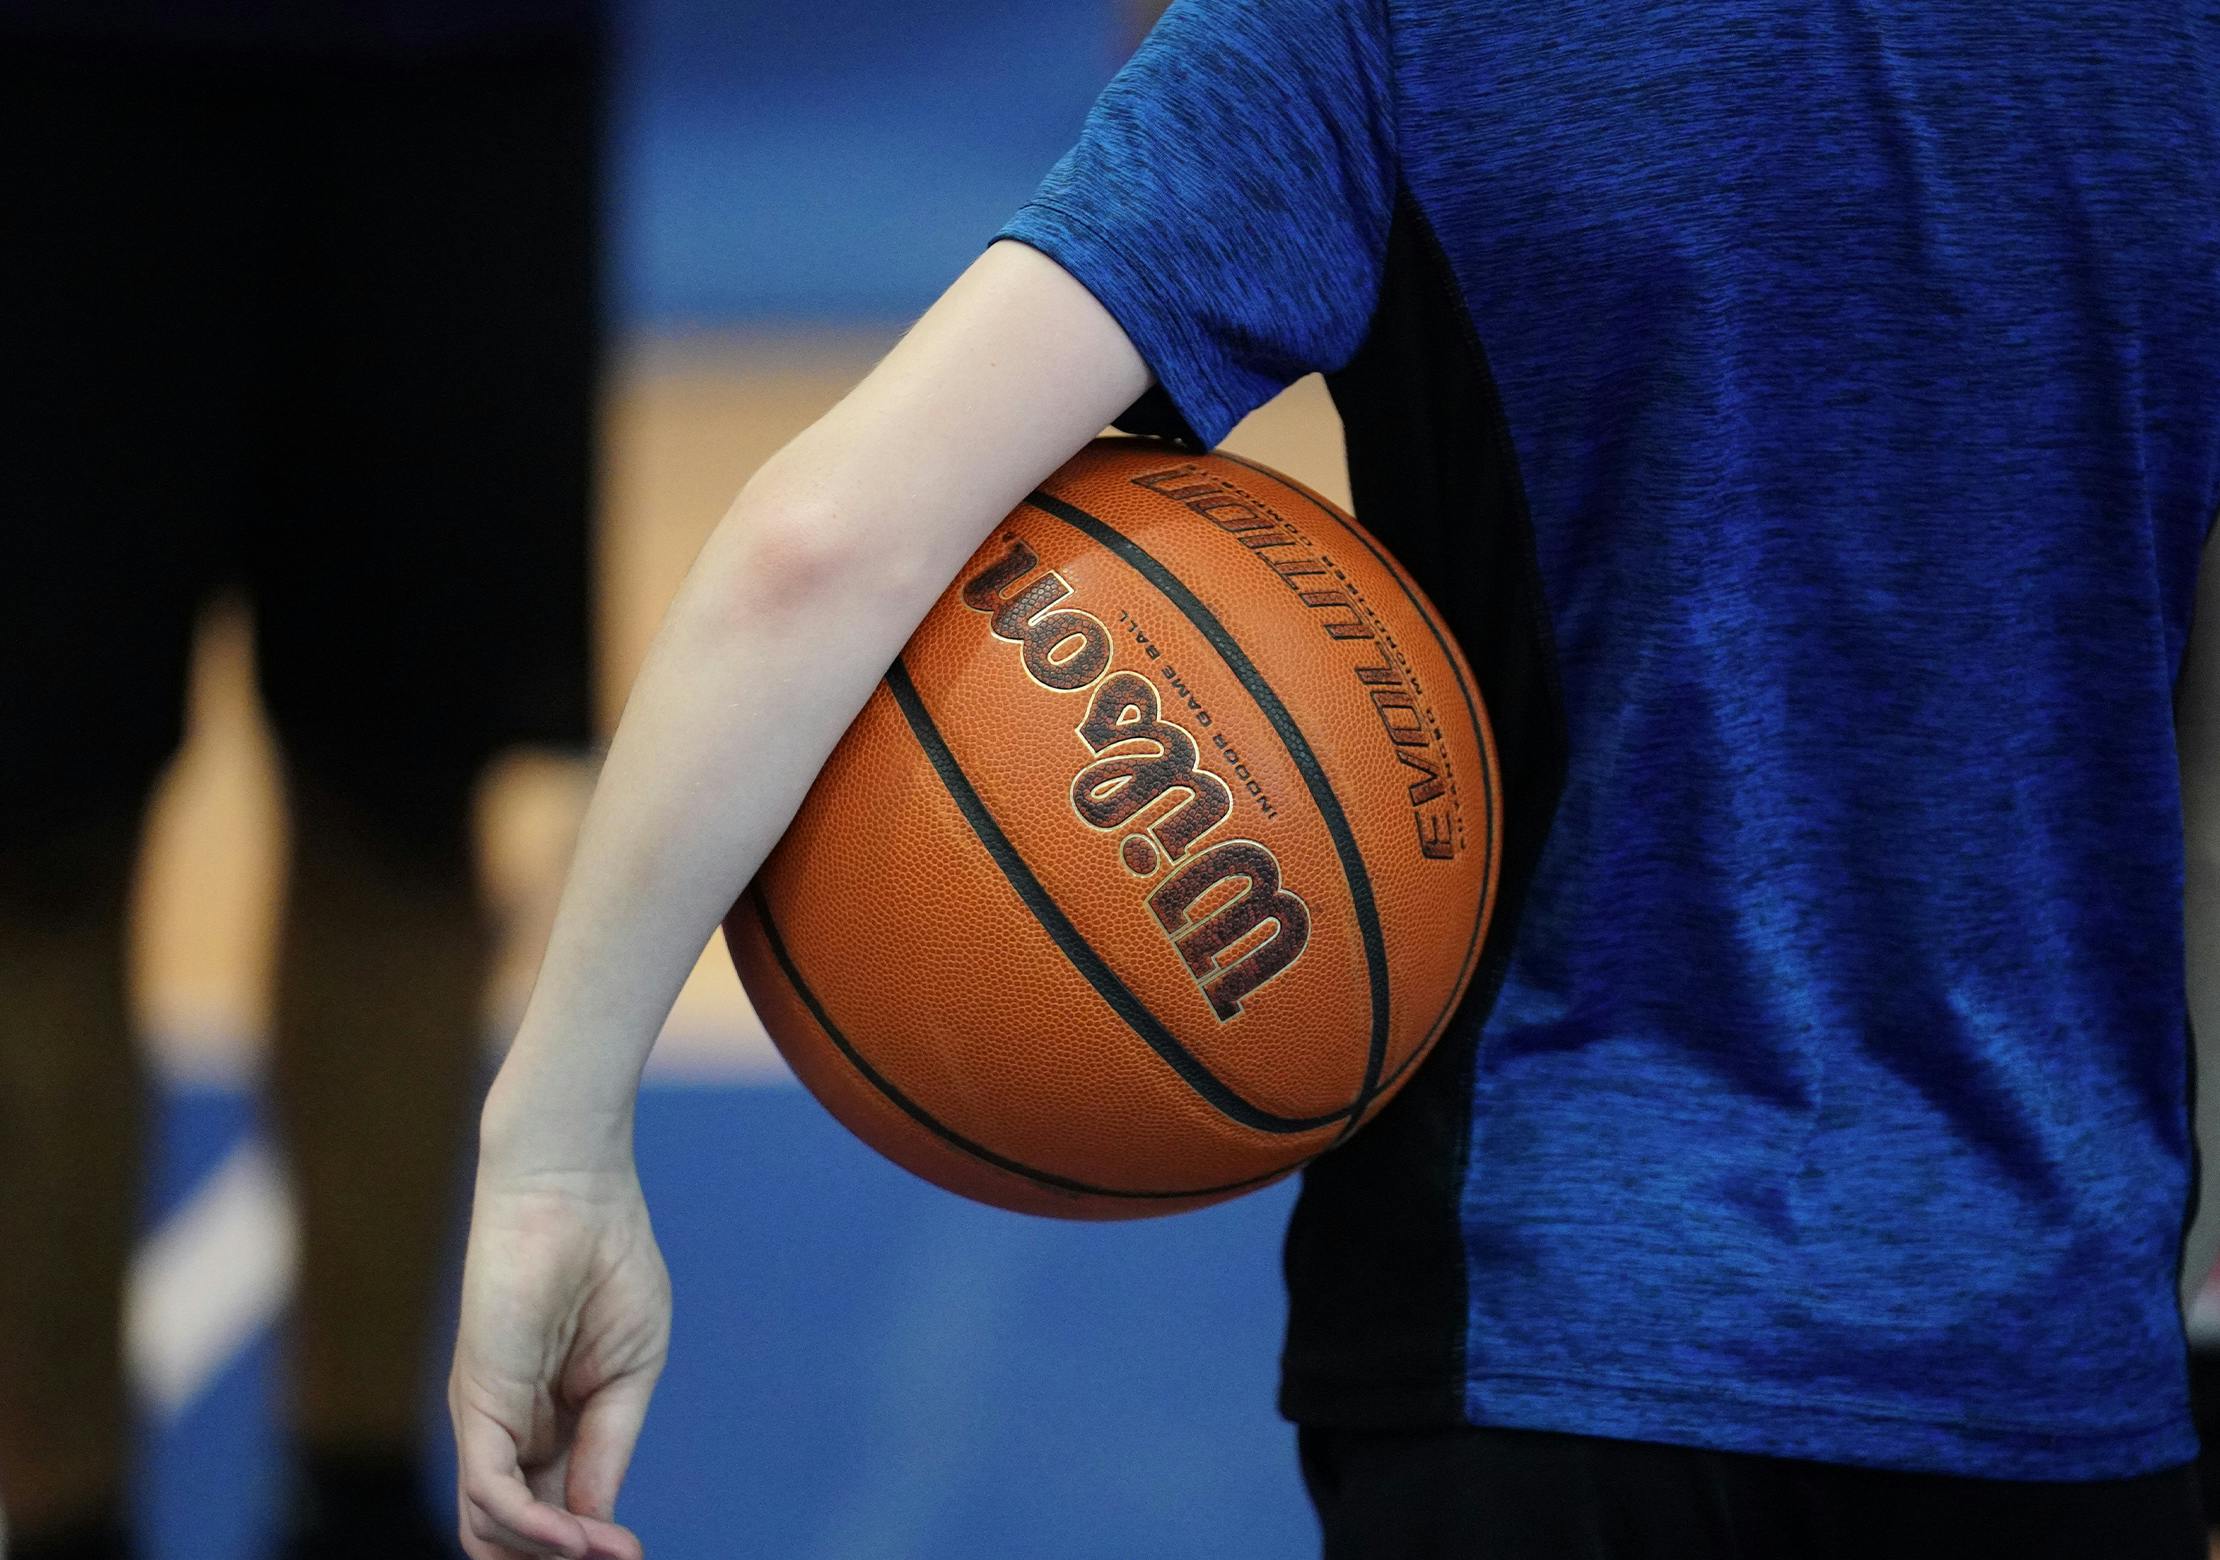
723, 438, 1501, 1218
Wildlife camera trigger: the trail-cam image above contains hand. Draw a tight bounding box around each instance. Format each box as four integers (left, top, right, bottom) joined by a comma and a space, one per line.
449, 1151, 671, 1560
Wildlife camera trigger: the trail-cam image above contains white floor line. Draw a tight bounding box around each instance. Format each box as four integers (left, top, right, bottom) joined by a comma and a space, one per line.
126, 1139, 298, 1423
0, 1056, 788, 1558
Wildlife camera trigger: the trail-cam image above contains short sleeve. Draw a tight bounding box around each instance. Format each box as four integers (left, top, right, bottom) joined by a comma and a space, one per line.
997, 0, 1397, 448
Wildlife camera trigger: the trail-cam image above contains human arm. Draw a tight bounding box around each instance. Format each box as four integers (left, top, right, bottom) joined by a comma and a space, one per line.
449, 239, 1150, 1560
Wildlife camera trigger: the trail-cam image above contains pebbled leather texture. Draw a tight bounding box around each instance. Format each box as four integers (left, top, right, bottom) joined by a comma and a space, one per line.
724, 438, 1500, 1219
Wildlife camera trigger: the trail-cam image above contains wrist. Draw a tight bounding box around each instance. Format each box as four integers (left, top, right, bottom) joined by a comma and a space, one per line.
478, 1040, 639, 1178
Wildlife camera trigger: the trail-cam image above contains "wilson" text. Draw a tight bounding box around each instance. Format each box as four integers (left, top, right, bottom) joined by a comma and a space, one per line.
961, 537, 1310, 1020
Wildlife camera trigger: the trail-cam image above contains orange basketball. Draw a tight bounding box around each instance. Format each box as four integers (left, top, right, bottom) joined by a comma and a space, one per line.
724, 438, 1500, 1218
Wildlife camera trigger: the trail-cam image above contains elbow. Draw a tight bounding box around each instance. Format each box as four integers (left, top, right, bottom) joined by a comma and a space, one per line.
704, 483, 918, 625
727, 504, 866, 605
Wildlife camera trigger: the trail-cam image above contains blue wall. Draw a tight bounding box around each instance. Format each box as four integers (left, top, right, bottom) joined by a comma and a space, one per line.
612, 0, 1123, 325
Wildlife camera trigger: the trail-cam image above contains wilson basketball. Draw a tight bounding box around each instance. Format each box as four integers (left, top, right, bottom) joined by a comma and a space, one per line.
724, 438, 1501, 1218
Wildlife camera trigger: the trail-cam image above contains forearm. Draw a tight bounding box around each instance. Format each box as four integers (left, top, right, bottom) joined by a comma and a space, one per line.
448, 238, 1150, 1560
483, 495, 937, 1159
475, 243, 1152, 1167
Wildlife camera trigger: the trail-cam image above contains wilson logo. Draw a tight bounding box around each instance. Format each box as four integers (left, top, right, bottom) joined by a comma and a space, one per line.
962, 536, 1309, 1020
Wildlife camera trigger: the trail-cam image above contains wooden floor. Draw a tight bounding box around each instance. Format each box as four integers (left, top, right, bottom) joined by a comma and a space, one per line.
133, 332, 1351, 1080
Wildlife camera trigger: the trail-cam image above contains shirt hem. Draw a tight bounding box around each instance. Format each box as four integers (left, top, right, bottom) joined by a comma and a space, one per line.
994, 199, 1260, 449
1282, 1366, 2197, 1482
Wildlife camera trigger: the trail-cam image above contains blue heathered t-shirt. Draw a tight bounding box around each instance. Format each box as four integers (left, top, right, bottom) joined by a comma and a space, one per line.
1001, 0, 2220, 1480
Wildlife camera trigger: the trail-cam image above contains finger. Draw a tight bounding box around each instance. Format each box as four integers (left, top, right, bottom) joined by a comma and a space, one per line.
458, 1484, 565, 1560
566, 1378, 658, 1524
458, 1486, 510, 1560
527, 1440, 574, 1512
575, 1513, 648, 1560
464, 1499, 585, 1560
510, 1459, 641, 1560
464, 1477, 594, 1559
456, 1406, 595, 1560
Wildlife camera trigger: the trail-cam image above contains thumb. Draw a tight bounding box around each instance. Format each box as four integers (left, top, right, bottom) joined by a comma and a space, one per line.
566, 1377, 657, 1525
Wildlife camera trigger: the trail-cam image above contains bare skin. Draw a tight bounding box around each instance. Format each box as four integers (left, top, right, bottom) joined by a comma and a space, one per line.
448, 240, 1149, 1559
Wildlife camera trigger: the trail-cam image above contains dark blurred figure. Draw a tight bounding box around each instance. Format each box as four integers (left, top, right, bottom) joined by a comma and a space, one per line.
0, 3, 604, 1557
2191, 1344, 2220, 1556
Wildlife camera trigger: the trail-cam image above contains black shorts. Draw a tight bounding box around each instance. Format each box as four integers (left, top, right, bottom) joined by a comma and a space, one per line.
2, 34, 601, 840
1300, 1425, 2206, 1560
2190, 1345, 2220, 1520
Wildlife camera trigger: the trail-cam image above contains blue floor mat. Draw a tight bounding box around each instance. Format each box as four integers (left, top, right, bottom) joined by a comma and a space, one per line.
140, 1079, 1314, 1560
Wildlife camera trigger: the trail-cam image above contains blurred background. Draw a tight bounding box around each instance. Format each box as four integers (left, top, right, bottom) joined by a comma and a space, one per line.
48, 0, 1359, 1556
38, 5, 2219, 1559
